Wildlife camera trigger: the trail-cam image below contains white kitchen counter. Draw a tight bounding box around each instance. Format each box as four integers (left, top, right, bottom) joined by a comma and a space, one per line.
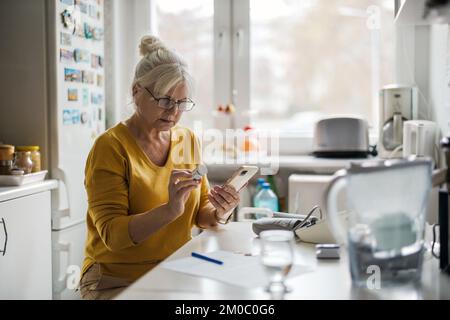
0, 179, 58, 202
116, 222, 450, 300
205, 155, 376, 180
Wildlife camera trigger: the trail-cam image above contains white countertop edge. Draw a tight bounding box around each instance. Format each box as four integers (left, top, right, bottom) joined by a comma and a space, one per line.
0, 179, 59, 202
205, 155, 374, 169
204, 155, 377, 176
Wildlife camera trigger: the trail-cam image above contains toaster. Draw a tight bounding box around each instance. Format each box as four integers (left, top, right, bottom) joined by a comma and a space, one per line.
312, 116, 370, 158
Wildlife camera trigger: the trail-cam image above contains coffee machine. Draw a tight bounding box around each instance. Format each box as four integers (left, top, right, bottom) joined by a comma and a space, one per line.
378, 84, 418, 158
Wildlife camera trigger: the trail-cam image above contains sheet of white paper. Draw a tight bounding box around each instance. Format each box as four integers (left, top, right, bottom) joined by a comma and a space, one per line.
161, 250, 313, 289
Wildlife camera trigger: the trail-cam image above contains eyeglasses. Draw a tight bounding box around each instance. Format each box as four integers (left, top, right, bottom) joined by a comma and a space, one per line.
144, 87, 195, 112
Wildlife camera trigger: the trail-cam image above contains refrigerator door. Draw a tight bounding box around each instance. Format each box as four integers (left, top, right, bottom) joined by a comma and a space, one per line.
52, 222, 87, 300
48, 0, 106, 229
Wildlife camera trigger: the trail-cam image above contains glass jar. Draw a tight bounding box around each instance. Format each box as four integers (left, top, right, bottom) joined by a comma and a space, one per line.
0, 144, 15, 161
16, 146, 41, 172
0, 145, 15, 175
0, 160, 13, 175
14, 151, 33, 174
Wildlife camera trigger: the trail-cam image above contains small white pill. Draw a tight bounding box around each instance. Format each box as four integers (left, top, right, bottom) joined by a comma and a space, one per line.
193, 164, 208, 181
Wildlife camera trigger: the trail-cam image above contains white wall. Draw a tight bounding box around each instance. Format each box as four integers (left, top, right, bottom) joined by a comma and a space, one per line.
104, 0, 152, 128
0, 0, 50, 168
395, 23, 450, 148
429, 25, 450, 137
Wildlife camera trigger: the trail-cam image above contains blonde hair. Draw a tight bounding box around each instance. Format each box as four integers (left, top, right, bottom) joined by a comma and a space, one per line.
132, 35, 194, 98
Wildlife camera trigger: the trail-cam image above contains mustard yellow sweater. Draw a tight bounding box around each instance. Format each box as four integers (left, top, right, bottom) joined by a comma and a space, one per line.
82, 122, 211, 282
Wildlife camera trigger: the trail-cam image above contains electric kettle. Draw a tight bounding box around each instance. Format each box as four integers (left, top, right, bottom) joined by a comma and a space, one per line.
403, 120, 437, 162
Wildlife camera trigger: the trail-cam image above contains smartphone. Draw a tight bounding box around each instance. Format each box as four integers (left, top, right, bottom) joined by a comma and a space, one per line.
225, 166, 259, 191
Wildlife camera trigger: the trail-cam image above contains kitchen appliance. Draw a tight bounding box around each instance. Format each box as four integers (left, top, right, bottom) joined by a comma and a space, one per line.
0, 0, 105, 299
288, 174, 347, 244
325, 158, 433, 286
423, 0, 450, 23
403, 120, 438, 162
312, 116, 370, 158
439, 188, 449, 274
379, 84, 419, 159
438, 136, 450, 274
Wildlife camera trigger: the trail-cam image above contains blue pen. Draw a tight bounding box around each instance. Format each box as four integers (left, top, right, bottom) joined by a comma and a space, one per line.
191, 252, 224, 265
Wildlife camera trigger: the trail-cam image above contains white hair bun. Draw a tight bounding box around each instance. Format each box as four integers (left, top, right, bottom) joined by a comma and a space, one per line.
139, 35, 166, 56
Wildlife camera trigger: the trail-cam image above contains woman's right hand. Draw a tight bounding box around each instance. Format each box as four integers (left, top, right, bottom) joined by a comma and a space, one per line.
167, 169, 201, 218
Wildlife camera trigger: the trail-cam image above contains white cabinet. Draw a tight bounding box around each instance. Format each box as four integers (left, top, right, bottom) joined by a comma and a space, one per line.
0, 191, 52, 299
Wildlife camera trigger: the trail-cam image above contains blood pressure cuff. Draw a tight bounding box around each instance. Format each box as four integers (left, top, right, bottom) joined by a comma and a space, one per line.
252, 218, 303, 236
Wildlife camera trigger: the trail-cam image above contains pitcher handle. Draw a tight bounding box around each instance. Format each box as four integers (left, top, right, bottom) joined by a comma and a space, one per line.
324, 169, 348, 245
393, 113, 403, 146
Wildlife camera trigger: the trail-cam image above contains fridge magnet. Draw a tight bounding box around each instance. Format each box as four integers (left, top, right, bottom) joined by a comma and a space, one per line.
84, 23, 93, 39
98, 107, 102, 121
60, 0, 74, 6
63, 109, 72, 125
91, 54, 99, 68
61, 7, 79, 34
88, 5, 98, 19
82, 88, 89, 106
64, 68, 82, 82
67, 88, 78, 101
60, 49, 74, 63
91, 93, 103, 105
77, 1, 88, 14
71, 109, 81, 124
60, 32, 72, 46
82, 70, 95, 84
98, 55, 103, 67
97, 74, 103, 87
80, 111, 89, 124
74, 48, 90, 63
76, 24, 85, 38
92, 27, 104, 41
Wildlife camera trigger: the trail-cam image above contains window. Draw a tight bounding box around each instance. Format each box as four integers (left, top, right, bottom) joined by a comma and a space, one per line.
150, 0, 396, 142
249, 0, 396, 133
152, 0, 215, 129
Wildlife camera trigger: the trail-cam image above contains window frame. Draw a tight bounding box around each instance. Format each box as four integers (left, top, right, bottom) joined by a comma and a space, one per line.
151, 0, 397, 155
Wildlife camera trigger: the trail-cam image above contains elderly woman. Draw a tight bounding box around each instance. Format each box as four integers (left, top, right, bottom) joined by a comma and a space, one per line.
79, 35, 241, 300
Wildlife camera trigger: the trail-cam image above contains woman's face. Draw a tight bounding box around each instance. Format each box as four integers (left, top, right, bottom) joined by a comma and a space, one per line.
134, 82, 188, 132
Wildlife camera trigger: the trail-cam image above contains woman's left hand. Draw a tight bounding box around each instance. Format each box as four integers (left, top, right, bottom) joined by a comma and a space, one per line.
208, 185, 240, 220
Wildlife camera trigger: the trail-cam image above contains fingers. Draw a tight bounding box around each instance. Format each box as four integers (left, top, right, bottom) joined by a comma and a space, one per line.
208, 193, 227, 212
169, 170, 193, 185
210, 189, 239, 211
215, 185, 239, 202
175, 179, 201, 193
212, 188, 234, 205
177, 184, 198, 197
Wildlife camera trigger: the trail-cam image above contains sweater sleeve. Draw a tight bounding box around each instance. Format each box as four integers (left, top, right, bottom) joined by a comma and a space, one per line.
188, 129, 214, 228
84, 134, 137, 252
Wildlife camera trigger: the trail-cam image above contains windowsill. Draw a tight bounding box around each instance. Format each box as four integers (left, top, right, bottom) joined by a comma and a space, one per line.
205, 154, 378, 180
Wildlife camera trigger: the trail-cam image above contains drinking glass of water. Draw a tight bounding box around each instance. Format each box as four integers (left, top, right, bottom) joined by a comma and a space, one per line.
260, 230, 294, 294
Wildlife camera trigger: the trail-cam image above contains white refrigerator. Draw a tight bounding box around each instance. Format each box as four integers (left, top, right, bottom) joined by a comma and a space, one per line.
0, 0, 106, 299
